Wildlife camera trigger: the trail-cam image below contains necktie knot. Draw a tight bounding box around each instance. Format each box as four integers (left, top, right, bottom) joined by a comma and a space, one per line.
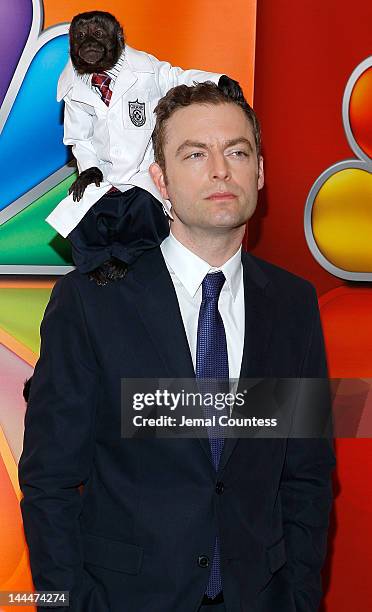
202, 271, 226, 301
91, 72, 112, 106
91, 72, 110, 87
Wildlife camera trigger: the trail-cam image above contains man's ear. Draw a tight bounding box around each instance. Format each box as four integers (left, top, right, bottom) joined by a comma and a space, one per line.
149, 162, 169, 200
257, 155, 264, 190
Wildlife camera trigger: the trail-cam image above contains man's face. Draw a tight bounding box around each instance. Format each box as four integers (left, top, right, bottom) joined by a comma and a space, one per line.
150, 102, 264, 237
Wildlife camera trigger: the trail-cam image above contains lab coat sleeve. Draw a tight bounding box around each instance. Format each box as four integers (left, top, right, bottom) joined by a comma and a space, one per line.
149, 54, 222, 97
63, 95, 101, 173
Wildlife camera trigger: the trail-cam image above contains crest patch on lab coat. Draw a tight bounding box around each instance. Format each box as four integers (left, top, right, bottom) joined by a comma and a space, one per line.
128, 99, 146, 127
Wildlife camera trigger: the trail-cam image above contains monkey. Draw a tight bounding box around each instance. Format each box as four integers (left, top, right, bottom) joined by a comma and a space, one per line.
53, 11, 243, 285
66, 11, 123, 215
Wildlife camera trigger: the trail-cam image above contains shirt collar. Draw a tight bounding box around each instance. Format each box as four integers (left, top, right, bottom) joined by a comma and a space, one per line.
160, 232, 242, 300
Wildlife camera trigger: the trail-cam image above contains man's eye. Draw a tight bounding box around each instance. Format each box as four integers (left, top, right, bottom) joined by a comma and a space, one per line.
229, 150, 248, 157
186, 152, 205, 160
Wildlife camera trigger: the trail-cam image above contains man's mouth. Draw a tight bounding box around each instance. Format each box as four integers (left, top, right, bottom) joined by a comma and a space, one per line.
205, 192, 238, 200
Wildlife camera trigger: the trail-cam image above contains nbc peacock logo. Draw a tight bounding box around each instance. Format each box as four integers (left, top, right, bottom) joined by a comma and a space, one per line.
305, 56, 372, 281
0, 0, 76, 274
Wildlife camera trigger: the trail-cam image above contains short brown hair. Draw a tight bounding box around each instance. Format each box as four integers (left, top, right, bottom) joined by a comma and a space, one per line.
152, 81, 261, 172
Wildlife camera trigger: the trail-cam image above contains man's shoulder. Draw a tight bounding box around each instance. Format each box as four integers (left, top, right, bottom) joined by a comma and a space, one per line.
243, 252, 317, 304
51, 268, 138, 308
52, 268, 89, 292
49, 269, 116, 309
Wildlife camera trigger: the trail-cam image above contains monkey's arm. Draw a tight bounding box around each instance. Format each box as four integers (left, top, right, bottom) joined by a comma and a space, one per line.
150, 54, 222, 95
68, 168, 103, 202
152, 57, 242, 103
63, 96, 103, 201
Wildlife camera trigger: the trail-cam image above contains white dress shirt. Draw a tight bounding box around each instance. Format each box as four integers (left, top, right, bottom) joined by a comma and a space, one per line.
160, 233, 245, 381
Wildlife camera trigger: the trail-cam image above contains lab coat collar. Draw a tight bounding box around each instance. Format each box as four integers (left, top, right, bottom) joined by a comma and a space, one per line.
56, 45, 154, 106
109, 46, 154, 106
56, 60, 74, 101
56, 60, 107, 110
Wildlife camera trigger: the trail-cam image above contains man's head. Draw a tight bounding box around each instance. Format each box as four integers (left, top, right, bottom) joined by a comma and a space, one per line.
69, 11, 125, 74
149, 82, 264, 247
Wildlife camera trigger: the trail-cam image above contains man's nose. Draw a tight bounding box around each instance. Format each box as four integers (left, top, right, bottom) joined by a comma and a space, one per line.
209, 152, 231, 181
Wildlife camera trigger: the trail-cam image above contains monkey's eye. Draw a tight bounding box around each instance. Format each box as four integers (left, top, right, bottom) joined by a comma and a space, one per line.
77, 31, 86, 39
94, 30, 104, 38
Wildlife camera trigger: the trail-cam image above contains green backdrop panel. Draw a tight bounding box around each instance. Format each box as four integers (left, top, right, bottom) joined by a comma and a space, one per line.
0, 288, 53, 353
0, 176, 75, 265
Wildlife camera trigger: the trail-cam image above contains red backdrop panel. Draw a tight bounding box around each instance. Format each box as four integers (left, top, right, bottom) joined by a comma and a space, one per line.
252, 0, 371, 294
254, 2, 372, 610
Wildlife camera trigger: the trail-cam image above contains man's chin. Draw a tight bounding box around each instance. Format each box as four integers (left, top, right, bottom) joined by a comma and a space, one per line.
206, 211, 249, 228
203, 200, 254, 225
199, 219, 248, 233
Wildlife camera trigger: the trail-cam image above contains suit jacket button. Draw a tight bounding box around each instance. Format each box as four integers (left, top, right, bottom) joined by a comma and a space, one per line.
198, 555, 210, 568
215, 481, 225, 495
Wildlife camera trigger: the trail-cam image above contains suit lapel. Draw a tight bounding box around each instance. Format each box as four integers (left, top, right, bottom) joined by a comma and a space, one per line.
218, 253, 276, 472
128, 248, 194, 378
128, 248, 214, 466
239, 254, 276, 380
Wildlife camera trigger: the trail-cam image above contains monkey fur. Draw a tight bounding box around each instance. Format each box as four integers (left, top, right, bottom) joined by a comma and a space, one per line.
69, 11, 124, 75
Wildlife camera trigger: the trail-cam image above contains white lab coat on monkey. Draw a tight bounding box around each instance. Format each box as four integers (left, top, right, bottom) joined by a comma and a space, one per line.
46, 45, 222, 238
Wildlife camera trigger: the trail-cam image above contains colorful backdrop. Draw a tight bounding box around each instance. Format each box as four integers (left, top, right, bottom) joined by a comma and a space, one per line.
0, 1, 256, 610
0, 0, 371, 610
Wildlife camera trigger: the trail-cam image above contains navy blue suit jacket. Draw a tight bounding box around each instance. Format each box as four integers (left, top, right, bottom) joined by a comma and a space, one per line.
19, 248, 335, 612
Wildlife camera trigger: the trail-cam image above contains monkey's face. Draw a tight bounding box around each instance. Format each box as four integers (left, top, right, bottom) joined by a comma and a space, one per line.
70, 13, 124, 74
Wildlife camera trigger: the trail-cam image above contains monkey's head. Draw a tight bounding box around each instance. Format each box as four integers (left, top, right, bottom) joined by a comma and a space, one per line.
69, 11, 125, 74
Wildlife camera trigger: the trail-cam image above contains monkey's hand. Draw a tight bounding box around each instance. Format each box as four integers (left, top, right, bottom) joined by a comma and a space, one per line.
68, 167, 104, 202
218, 75, 244, 102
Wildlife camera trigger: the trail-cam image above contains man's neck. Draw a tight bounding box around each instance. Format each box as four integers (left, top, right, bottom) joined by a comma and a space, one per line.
170, 226, 245, 267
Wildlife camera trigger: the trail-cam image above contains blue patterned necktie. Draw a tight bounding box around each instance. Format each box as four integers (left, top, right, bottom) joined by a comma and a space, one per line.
196, 271, 229, 599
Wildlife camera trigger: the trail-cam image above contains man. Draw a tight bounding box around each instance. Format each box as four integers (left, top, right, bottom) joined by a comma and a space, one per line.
19, 83, 335, 612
